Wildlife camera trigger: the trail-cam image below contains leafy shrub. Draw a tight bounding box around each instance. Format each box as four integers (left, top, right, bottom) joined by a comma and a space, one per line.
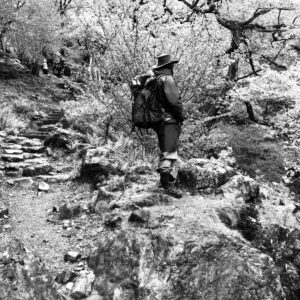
62, 92, 111, 134
179, 119, 209, 159
229, 66, 300, 122
13, 101, 37, 120
105, 132, 158, 168
0, 106, 25, 134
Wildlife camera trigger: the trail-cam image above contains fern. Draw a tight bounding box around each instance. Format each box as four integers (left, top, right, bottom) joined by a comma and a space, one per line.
0, 107, 25, 134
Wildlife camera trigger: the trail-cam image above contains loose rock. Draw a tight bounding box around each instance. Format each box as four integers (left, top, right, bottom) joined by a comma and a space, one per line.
81, 147, 121, 179
0, 131, 7, 138
38, 181, 50, 192
71, 271, 95, 299
55, 270, 78, 284
128, 210, 150, 224
85, 291, 103, 300
64, 251, 81, 263
104, 213, 122, 228
62, 219, 72, 229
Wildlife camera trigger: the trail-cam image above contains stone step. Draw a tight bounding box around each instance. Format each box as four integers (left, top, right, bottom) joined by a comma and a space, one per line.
3, 138, 43, 147
5, 158, 48, 170
5, 136, 26, 144
45, 114, 63, 118
24, 157, 49, 164
3, 149, 23, 155
2, 154, 24, 162
39, 125, 59, 132
23, 153, 45, 160
21, 133, 48, 140
7, 177, 34, 186
1, 144, 22, 150
21, 145, 45, 153
41, 116, 63, 120
5, 170, 20, 177
4, 162, 30, 170
23, 163, 54, 177
47, 113, 64, 118
36, 119, 61, 126
20, 139, 44, 147
36, 173, 71, 182
0, 131, 7, 138
48, 109, 64, 114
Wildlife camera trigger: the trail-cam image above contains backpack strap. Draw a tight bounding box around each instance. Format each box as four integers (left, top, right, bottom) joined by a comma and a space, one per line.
154, 74, 166, 115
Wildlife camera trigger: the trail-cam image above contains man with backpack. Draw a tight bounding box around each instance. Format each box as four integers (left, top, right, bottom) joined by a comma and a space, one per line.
131, 54, 184, 198
152, 54, 184, 198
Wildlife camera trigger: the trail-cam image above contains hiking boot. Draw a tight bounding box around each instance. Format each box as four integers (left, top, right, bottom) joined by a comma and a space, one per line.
164, 187, 183, 199
169, 173, 176, 183
160, 171, 170, 190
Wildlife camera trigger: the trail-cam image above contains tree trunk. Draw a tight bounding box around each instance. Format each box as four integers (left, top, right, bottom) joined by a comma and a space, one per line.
245, 101, 256, 122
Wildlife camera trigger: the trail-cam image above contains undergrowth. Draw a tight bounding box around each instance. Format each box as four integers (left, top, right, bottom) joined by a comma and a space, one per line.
0, 106, 26, 134
226, 125, 285, 182
105, 132, 158, 168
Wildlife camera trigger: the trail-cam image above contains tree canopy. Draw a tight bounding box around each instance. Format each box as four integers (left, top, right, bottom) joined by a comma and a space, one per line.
1, 0, 300, 151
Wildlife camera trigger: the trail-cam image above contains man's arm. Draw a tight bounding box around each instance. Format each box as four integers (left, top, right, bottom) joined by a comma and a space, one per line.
164, 76, 185, 123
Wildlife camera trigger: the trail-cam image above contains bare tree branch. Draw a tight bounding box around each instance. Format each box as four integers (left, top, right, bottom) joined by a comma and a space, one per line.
261, 54, 287, 70
236, 69, 262, 81
243, 8, 272, 25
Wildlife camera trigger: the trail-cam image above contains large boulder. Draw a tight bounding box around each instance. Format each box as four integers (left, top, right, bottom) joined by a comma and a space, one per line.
218, 174, 260, 203
176, 158, 235, 194
88, 230, 284, 300
253, 226, 300, 300
85, 164, 300, 299
81, 147, 122, 180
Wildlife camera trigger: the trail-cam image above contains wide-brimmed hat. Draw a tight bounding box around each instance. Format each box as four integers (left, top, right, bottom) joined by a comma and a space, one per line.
152, 54, 179, 70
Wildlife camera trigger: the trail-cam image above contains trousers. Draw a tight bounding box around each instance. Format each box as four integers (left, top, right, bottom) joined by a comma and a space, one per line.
153, 122, 181, 173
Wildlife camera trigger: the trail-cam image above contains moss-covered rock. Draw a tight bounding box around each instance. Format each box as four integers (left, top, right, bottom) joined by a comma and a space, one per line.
88, 230, 284, 300
176, 158, 235, 194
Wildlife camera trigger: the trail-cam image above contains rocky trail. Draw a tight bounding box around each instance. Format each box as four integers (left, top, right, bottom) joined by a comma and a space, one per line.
1, 110, 300, 299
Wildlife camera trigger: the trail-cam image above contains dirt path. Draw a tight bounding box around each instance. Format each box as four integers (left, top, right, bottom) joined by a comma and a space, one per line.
3, 182, 78, 274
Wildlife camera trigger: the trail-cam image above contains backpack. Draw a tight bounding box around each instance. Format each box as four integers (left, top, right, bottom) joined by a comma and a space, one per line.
131, 76, 164, 129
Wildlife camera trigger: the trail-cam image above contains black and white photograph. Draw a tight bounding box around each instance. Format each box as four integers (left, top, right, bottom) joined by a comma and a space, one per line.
1, 0, 300, 299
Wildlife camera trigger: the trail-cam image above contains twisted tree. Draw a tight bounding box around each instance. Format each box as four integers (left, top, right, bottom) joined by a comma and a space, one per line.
177, 0, 299, 121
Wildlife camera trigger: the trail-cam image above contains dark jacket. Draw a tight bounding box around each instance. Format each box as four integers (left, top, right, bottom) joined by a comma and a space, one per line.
154, 68, 184, 124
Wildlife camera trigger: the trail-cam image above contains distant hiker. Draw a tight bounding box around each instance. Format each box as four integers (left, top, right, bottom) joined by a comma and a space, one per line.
42, 58, 48, 75
131, 54, 184, 198
53, 56, 65, 78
